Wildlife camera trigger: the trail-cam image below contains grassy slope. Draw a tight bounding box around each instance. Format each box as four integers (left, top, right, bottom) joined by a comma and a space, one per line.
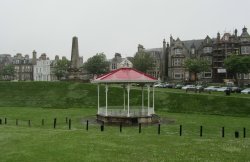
0, 82, 250, 116
0, 107, 250, 162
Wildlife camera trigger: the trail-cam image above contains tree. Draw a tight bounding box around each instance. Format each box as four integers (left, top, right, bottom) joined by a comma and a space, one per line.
224, 55, 250, 85
83, 53, 110, 75
1, 64, 15, 80
54, 59, 70, 80
132, 51, 154, 73
184, 59, 210, 81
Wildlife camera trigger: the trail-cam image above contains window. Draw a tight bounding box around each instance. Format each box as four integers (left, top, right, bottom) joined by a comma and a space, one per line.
203, 47, 212, 53
174, 73, 182, 79
173, 58, 182, 66
153, 60, 157, 65
202, 56, 212, 64
241, 38, 248, 42
244, 73, 250, 79
224, 35, 229, 41
175, 48, 182, 55
241, 46, 250, 54
203, 71, 212, 78
191, 48, 195, 55
112, 63, 117, 70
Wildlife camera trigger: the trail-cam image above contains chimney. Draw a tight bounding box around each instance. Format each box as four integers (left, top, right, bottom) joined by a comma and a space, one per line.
217, 32, 221, 42
234, 29, 238, 37
32, 50, 37, 64
55, 55, 59, 61
137, 44, 144, 52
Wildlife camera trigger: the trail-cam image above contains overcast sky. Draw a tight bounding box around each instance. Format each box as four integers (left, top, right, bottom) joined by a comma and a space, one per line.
1, 0, 250, 61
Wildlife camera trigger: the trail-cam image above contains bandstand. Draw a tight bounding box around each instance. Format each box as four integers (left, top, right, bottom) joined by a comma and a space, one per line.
92, 68, 159, 124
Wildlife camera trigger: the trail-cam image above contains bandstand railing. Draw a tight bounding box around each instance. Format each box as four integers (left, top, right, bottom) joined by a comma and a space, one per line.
98, 106, 154, 117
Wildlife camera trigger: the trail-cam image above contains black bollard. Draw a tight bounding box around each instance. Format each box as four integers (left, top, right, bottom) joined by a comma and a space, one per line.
28, 120, 31, 127
69, 119, 71, 130
101, 124, 104, 132
158, 124, 161, 135
0, 119, 2, 125
42, 119, 44, 126
139, 123, 141, 133
66, 117, 68, 124
180, 125, 182, 136
86, 120, 89, 131
243, 128, 246, 138
235, 131, 239, 138
200, 126, 203, 137
16, 119, 18, 126
222, 127, 225, 138
120, 123, 122, 133
5, 118, 7, 124
54, 118, 57, 129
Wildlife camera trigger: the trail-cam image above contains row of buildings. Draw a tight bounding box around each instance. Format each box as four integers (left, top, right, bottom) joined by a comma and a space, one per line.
0, 51, 71, 81
140, 26, 250, 84
1, 27, 250, 84
0, 35, 133, 81
0, 51, 133, 81
0, 36, 87, 81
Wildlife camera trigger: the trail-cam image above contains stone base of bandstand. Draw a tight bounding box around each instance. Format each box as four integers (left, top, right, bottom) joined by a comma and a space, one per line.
96, 114, 160, 125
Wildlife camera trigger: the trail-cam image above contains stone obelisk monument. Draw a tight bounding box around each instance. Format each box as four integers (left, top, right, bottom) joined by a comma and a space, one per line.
71, 36, 80, 69
67, 36, 83, 80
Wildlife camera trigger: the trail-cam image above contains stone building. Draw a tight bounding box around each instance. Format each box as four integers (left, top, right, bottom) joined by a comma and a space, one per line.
139, 26, 250, 84
12, 53, 33, 81
167, 28, 250, 84
208, 27, 249, 83
136, 44, 163, 79
212, 31, 239, 82
109, 53, 133, 71
0, 54, 13, 80
33, 53, 53, 81
49, 55, 60, 81
167, 36, 213, 82
239, 27, 250, 82
0, 54, 12, 67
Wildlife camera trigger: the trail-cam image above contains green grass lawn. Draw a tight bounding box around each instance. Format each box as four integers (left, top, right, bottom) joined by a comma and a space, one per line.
0, 82, 250, 161
1, 107, 250, 162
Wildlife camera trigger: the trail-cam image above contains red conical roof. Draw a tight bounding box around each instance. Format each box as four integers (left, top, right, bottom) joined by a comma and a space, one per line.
92, 68, 157, 83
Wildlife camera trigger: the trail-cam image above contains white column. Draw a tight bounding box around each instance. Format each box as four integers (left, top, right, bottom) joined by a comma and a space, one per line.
142, 86, 144, 109
153, 85, 155, 114
123, 85, 126, 110
127, 84, 130, 117
97, 84, 100, 114
147, 84, 150, 116
105, 84, 108, 116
